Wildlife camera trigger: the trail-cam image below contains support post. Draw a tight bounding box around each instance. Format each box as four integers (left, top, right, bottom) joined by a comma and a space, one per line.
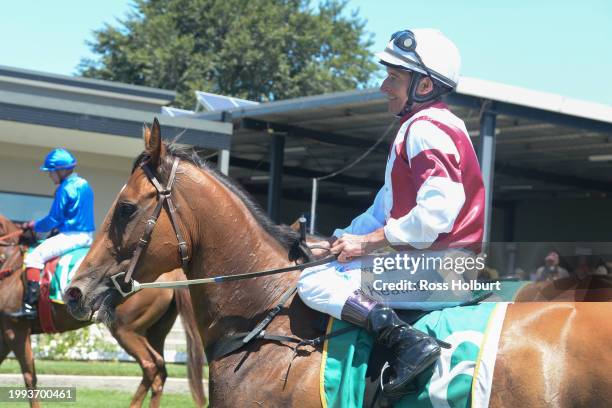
267, 133, 285, 223
478, 107, 497, 245
218, 111, 233, 176
310, 178, 318, 234
503, 202, 516, 276
218, 149, 230, 175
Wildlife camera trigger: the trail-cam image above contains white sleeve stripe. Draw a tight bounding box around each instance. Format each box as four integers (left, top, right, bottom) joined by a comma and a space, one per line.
406, 120, 460, 163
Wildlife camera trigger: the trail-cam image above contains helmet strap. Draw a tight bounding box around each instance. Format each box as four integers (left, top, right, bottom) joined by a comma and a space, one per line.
397, 72, 424, 117
397, 72, 447, 118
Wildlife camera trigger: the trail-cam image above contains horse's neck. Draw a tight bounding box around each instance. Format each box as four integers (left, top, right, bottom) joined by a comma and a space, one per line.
185, 168, 296, 343
0, 217, 19, 237
0, 253, 24, 311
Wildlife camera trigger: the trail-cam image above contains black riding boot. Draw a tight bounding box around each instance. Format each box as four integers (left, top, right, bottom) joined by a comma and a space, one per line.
340, 290, 441, 398
9, 280, 39, 319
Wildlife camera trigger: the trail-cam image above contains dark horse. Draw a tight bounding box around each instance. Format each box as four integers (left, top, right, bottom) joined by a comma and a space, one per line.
66, 119, 612, 407
0, 216, 205, 406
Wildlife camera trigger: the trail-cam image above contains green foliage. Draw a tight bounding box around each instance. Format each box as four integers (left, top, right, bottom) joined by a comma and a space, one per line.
79, 0, 377, 107
33, 325, 120, 360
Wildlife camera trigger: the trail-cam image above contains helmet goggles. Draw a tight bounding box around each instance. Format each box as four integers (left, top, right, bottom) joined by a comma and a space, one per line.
388, 30, 429, 77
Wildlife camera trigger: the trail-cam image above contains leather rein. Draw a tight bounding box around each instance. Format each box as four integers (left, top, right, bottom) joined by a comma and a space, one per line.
0, 229, 23, 246
110, 157, 334, 297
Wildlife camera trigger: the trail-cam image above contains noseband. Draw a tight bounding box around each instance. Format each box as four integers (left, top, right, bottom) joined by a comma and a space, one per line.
111, 157, 190, 296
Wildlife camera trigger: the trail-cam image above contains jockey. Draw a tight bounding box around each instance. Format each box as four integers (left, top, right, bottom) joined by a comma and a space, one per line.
297, 29, 485, 397
9, 148, 95, 319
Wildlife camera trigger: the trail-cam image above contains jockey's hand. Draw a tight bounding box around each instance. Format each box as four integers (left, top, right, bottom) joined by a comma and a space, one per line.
20, 221, 35, 231
307, 239, 332, 258
331, 234, 366, 262
331, 229, 389, 263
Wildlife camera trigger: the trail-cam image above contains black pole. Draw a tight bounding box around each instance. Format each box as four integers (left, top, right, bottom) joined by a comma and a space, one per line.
478, 108, 497, 244
267, 134, 285, 223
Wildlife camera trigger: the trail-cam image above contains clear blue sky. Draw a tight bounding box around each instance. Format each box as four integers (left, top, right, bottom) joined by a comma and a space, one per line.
1, 0, 610, 105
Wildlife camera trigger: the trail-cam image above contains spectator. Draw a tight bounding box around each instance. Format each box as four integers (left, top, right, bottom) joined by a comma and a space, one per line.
593, 258, 608, 276
535, 251, 569, 281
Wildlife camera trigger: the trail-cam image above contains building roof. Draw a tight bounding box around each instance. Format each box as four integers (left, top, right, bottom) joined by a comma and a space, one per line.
0, 65, 175, 107
196, 76, 612, 208
0, 65, 232, 153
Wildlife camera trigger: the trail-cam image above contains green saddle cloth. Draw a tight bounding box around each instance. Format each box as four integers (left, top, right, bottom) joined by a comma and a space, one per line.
321, 301, 505, 408
48, 247, 89, 303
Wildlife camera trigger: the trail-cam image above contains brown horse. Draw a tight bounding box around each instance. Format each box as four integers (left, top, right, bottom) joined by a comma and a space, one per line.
0, 216, 205, 407
514, 275, 612, 302
65, 119, 612, 407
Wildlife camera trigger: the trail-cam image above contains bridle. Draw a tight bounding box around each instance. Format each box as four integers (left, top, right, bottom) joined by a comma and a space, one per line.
110, 156, 335, 297
110, 157, 190, 296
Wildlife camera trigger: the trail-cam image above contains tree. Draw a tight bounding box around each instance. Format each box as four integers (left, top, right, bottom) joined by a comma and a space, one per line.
79, 0, 377, 108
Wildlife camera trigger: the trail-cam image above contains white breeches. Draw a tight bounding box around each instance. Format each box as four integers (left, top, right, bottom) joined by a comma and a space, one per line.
24, 232, 93, 269
297, 260, 363, 319
298, 255, 476, 319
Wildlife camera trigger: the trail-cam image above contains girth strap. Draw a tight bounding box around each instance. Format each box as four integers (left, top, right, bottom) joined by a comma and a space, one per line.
208, 285, 298, 361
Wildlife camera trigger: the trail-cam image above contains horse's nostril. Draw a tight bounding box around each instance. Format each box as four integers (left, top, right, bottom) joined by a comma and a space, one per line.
66, 286, 83, 303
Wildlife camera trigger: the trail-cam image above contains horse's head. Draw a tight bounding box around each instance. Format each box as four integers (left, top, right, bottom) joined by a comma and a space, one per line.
65, 118, 193, 324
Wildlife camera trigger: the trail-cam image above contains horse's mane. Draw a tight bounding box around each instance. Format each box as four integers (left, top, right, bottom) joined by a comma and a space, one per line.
133, 143, 310, 262
0, 214, 15, 235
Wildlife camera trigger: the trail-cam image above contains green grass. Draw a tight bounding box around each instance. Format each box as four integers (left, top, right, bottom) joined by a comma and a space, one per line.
0, 359, 206, 379
0, 388, 199, 408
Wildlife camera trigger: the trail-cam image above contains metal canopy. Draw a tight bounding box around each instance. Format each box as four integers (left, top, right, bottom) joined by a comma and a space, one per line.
197, 77, 612, 211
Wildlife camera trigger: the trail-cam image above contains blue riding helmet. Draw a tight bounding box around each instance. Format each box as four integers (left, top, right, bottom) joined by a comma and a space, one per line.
40, 148, 77, 171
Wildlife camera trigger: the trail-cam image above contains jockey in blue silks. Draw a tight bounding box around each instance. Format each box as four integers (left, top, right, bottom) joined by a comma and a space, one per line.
10, 148, 95, 319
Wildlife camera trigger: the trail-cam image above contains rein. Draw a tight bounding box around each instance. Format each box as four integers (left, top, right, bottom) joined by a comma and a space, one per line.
112, 254, 336, 297
0, 229, 23, 246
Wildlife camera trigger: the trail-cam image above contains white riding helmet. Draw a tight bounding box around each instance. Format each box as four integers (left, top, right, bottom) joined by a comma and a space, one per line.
376, 28, 461, 89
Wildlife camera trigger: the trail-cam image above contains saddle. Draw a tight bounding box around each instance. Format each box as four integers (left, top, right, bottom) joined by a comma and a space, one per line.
38, 257, 61, 333
26, 246, 89, 333
323, 295, 491, 408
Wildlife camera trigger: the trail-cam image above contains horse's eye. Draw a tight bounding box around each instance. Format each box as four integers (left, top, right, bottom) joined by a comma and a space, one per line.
118, 202, 137, 219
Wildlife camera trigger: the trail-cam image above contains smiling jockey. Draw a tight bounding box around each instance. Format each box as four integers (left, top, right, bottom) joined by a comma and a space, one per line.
297, 29, 485, 398
9, 148, 95, 319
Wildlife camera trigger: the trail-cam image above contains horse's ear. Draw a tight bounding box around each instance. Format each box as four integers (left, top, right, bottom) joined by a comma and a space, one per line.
143, 123, 151, 139
144, 118, 165, 168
